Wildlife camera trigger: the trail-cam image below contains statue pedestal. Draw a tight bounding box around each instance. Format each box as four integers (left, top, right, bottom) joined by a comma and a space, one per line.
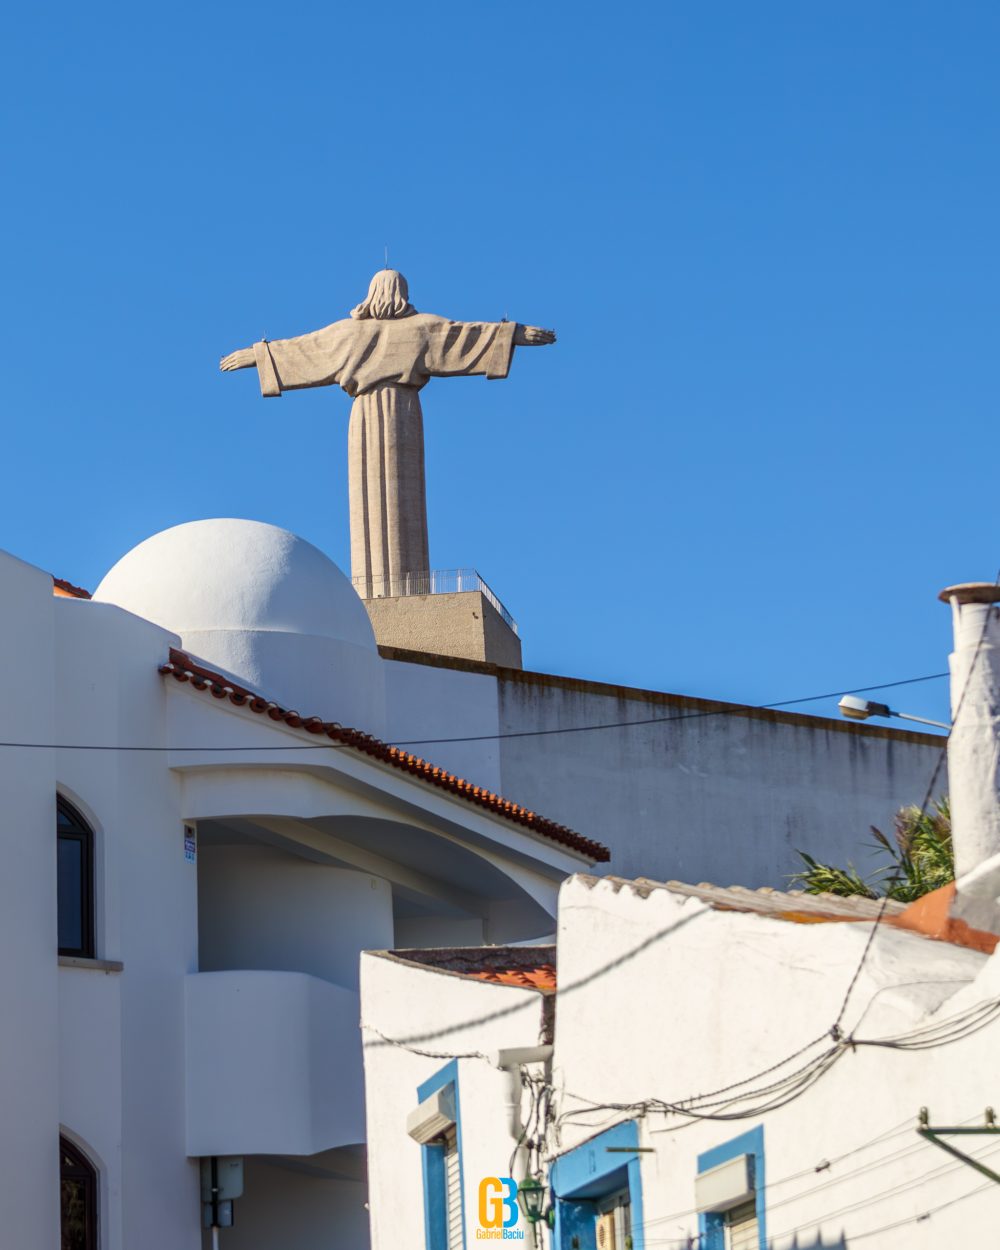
362, 588, 522, 669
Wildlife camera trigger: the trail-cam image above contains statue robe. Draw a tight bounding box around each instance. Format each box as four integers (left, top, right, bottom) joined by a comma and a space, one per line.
251, 314, 517, 597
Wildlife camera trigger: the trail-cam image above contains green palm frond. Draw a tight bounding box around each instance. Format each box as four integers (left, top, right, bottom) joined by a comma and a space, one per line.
791, 798, 952, 902
789, 852, 879, 899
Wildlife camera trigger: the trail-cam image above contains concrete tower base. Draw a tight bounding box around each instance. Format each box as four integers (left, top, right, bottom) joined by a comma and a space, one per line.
363, 590, 522, 669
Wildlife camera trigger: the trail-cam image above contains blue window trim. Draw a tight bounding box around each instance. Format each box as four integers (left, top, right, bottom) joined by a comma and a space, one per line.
549, 1119, 645, 1250
697, 1125, 766, 1250
417, 1059, 466, 1250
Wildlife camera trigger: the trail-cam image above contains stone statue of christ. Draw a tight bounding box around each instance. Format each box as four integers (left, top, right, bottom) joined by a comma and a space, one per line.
220, 270, 555, 598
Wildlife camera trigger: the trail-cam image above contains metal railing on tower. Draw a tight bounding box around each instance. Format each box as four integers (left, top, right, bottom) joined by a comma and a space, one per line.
352, 568, 519, 635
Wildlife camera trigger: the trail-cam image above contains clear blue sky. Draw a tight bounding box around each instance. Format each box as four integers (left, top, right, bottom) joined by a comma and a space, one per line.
3, 2, 998, 728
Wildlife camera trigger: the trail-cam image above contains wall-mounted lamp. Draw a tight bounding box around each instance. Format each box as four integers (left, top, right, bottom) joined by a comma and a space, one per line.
517, 1177, 548, 1225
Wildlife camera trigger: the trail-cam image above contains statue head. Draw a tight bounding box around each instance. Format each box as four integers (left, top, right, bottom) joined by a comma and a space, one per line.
350, 270, 416, 321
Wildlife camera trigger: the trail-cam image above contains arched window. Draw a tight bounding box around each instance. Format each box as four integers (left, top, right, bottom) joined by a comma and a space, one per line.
57, 798, 94, 958
60, 1136, 98, 1250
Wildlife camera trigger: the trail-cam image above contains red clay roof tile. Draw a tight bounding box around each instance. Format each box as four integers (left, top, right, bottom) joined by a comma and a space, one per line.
387, 946, 557, 991
464, 965, 557, 991
159, 648, 609, 863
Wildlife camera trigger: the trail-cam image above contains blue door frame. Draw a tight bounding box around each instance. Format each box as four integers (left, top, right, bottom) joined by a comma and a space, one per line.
549, 1120, 645, 1250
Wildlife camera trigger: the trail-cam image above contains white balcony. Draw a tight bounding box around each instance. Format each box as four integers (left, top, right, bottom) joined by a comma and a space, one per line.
185, 970, 364, 1157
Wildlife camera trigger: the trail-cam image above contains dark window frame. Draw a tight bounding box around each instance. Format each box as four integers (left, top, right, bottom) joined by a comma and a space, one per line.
60, 1135, 98, 1250
57, 797, 95, 959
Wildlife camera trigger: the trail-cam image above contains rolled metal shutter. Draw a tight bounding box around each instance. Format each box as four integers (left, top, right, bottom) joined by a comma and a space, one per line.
726, 1199, 759, 1250
443, 1129, 463, 1250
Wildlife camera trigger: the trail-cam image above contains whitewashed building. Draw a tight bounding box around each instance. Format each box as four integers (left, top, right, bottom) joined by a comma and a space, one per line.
360, 582, 1000, 1250
0, 510, 960, 1250
362, 883, 999, 1250
0, 519, 606, 1250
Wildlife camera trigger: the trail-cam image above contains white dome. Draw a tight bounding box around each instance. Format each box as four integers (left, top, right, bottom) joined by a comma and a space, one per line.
94, 518, 376, 652
94, 519, 384, 730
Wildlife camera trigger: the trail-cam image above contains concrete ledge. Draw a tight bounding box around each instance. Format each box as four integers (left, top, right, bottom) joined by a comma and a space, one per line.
58, 956, 124, 973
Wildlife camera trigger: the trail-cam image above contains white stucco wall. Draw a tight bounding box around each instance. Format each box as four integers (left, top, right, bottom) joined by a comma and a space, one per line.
210, 1161, 370, 1250
185, 628, 387, 739
198, 844, 394, 990
57, 969, 124, 1248
360, 952, 549, 1250
382, 655, 503, 794
54, 593, 201, 1250
0, 552, 60, 1250
185, 971, 364, 1156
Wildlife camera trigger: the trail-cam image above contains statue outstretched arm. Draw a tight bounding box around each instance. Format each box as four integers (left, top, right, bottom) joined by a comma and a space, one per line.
514, 325, 556, 346
219, 321, 352, 397
424, 319, 555, 382
220, 347, 256, 370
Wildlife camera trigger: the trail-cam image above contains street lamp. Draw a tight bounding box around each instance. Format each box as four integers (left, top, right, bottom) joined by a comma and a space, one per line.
516, 1177, 548, 1225
837, 694, 950, 731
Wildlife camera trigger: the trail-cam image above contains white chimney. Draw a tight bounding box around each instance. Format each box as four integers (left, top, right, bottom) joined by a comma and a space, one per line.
940, 583, 1000, 910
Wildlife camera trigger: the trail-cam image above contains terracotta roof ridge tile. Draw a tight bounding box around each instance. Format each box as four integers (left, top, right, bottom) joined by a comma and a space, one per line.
159, 647, 609, 863
629, 874, 906, 909
578, 874, 916, 924
52, 576, 92, 600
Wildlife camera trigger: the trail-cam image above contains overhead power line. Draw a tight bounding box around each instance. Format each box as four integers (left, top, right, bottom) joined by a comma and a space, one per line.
638, 1115, 921, 1230
644, 1159, 999, 1247
846, 1175, 996, 1243
638, 1124, 1000, 1245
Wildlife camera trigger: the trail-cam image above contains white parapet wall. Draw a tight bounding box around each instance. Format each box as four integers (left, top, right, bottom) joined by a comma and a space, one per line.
383, 649, 950, 891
